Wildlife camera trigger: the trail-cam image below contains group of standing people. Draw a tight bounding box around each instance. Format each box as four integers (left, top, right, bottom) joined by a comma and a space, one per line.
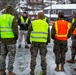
0, 5, 76, 75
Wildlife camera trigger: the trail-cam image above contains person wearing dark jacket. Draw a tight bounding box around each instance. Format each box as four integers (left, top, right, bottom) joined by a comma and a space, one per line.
17, 12, 31, 48
51, 12, 71, 71
0, 6, 18, 75
26, 12, 50, 75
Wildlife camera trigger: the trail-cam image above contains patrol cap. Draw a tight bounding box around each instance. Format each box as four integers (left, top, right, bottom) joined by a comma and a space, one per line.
4, 5, 15, 15
58, 12, 64, 18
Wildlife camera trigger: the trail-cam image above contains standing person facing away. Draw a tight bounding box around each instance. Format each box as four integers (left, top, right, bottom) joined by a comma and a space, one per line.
67, 20, 76, 64
26, 12, 50, 75
17, 12, 31, 48
72, 12, 76, 24
71, 21, 76, 71
71, 12, 76, 41
51, 12, 71, 71
0, 5, 18, 75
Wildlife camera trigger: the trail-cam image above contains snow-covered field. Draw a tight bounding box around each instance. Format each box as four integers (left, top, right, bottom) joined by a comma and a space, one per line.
5, 26, 76, 75
6, 33, 76, 75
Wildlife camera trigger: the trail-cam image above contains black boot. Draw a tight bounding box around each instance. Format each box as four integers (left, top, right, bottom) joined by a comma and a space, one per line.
18, 44, 21, 48
25, 45, 29, 48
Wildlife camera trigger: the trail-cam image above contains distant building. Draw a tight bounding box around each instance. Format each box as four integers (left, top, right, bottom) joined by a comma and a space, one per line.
44, 4, 76, 22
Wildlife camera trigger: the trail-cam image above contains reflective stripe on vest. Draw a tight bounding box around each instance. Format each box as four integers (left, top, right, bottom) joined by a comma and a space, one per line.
20, 16, 29, 23
72, 28, 76, 35
0, 14, 15, 38
30, 19, 48, 42
54, 20, 70, 40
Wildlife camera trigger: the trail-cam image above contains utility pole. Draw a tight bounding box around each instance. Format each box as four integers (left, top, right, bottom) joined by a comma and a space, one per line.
19, 0, 20, 14
50, 0, 52, 21
42, 0, 44, 12
7, 0, 8, 6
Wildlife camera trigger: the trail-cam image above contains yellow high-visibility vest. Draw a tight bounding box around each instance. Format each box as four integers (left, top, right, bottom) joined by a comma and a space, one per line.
30, 19, 49, 42
0, 14, 15, 38
43, 17, 47, 21
20, 16, 29, 23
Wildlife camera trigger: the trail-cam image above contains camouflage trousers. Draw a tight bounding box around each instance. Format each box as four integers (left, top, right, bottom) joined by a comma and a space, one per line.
71, 39, 76, 59
30, 42, 47, 70
53, 40, 67, 65
0, 42, 16, 71
0, 41, 1, 55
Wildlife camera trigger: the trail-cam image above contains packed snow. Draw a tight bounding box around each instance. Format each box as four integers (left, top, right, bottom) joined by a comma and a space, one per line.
5, 26, 76, 75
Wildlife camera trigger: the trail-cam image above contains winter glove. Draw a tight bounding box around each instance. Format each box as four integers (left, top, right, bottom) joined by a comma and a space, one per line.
21, 22, 28, 26
19, 23, 23, 26
23, 22, 28, 25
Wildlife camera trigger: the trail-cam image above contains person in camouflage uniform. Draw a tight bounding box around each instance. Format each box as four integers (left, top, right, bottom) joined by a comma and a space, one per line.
71, 12, 76, 41
26, 12, 50, 75
51, 12, 71, 71
67, 19, 76, 64
0, 6, 18, 75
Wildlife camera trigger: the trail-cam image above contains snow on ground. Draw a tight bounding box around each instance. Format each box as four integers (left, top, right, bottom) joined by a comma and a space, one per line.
6, 26, 76, 75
